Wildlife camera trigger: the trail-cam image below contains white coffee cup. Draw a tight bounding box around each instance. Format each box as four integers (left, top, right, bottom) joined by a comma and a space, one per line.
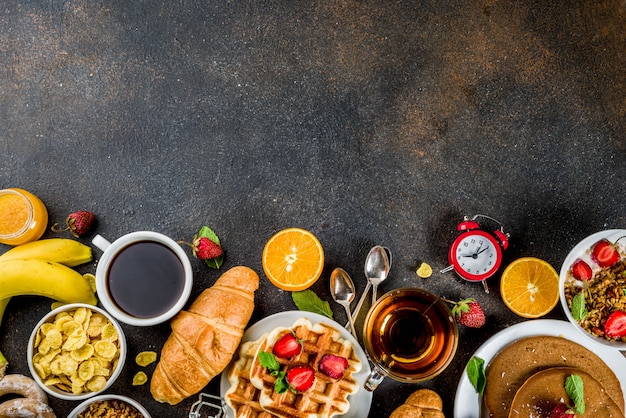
93, 231, 193, 326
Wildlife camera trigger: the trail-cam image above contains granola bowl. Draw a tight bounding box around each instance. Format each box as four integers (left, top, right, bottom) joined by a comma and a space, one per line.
67, 394, 151, 418
559, 229, 626, 351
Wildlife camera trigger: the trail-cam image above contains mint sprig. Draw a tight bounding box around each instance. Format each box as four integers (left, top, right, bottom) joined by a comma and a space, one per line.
565, 374, 585, 414
198, 226, 224, 269
258, 351, 288, 394
571, 293, 588, 321
292, 290, 333, 319
467, 356, 486, 395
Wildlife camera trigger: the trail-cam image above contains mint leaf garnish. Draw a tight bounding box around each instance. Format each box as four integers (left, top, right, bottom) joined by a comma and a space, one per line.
258, 351, 280, 373
198, 226, 224, 269
565, 374, 585, 414
467, 356, 486, 395
258, 351, 289, 393
274, 371, 288, 393
292, 290, 333, 319
571, 293, 588, 321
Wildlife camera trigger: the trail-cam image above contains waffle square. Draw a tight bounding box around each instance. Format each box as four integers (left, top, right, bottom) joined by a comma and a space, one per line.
249, 318, 362, 418
225, 336, 278, 418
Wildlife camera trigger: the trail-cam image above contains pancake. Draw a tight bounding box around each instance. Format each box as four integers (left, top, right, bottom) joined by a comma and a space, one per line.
484, 335, 624, 418
509, 367, 623, 417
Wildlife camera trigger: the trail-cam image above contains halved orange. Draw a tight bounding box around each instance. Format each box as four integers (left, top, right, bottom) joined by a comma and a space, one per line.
500, 257, 559, 318
262, 228, 325, 291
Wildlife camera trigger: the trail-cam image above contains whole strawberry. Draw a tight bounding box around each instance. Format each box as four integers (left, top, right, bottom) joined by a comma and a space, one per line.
51, 211, 97, 237
445, 298, 486, 328
193, 236, 223, 260
179, 226, 224, 268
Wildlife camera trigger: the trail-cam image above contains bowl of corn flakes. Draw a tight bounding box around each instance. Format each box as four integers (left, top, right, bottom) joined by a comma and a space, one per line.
27, 303, 127, 401
68, 394, 151, 418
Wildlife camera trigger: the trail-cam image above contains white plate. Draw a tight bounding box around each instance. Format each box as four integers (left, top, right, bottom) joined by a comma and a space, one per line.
559, 229, 626, 350
219, 311, 372, 418
453, 319, 626, 418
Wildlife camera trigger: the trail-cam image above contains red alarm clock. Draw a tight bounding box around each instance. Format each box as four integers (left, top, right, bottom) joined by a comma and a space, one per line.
441, 214, 509, 292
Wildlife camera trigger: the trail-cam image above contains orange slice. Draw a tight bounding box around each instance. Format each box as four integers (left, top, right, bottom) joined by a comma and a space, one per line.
262, 228, 325, 291
500, 257, 559, 318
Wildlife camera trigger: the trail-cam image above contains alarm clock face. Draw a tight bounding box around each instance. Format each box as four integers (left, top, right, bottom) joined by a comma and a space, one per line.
449, 230, 503, 281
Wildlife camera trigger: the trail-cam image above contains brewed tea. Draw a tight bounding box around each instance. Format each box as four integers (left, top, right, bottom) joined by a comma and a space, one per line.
363, 288, 457, 381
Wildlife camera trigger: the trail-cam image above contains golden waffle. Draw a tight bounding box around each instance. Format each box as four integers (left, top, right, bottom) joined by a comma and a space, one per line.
249, 318, 362, 418
225, 336, 278, 418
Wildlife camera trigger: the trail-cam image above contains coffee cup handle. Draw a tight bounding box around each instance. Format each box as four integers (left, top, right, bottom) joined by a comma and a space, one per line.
363, 365, 386, 392
92, 234, 112, 252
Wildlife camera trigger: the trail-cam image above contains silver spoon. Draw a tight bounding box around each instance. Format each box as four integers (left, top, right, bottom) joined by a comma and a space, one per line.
370, 246, 391, 305
348, 246, 392, 327
330, 267, 358, 338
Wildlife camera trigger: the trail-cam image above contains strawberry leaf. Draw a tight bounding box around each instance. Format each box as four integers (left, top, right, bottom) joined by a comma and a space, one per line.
292, 290, 333, 319
565, 374, 585, 414
467, 356, 486, 395
198, 226, 224, 269
571, 293, 588, 321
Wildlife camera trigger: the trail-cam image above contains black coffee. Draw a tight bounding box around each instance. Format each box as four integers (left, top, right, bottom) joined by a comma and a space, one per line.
107, 240, 185, 318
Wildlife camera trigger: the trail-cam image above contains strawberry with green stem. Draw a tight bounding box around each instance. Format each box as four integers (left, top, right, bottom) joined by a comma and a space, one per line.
443, 297, 486, 328
179, 226, 224, 268
51, 210, 97, 237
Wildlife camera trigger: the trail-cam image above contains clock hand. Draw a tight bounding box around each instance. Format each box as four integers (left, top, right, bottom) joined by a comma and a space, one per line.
475, 247, 488, 255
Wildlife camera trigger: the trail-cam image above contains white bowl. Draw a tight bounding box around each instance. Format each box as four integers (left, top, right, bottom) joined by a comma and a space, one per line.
67, 394, 151, 418
27, 303, 127, 400
559, 229, 626, 350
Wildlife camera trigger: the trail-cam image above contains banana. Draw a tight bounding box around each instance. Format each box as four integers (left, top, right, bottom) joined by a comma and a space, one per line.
0, 238, 92, 266
0, 299, 8, 325
0, 258, 97, 307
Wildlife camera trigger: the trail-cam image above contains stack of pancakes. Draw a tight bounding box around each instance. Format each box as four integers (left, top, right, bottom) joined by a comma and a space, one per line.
484, 336, 624, 417
225, 318, 362, 418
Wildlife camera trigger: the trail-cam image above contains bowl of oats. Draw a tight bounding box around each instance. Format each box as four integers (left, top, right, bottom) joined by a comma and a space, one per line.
27, 303, 127, 401
560, 229, 626, 350
67, 394, 151, 418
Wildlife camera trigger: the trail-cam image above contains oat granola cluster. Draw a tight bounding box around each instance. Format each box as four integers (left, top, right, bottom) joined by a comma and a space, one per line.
77, 399, 143, 418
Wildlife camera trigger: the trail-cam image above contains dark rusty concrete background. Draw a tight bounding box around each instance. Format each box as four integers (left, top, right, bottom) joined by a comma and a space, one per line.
1, 0, 625, 417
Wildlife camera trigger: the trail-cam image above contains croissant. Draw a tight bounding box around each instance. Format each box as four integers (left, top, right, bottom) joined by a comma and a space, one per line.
150, 265, 259, 405
389, 389, 445, 418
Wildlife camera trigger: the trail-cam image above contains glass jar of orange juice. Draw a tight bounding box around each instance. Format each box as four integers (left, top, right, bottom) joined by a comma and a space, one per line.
0, 188, 48, 245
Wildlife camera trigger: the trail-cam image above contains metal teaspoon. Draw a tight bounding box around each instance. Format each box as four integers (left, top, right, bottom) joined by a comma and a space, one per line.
330, 267, 358, 338
348, 245, 391, 327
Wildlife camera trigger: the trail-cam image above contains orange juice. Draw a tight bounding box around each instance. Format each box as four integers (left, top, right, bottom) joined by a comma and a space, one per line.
0, 188, 48, 245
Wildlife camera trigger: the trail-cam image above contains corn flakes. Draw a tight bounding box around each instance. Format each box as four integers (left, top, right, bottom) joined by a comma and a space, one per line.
132, 371, 147, 386
83, 273, 97, 293
134, 351, 157, 367
32, 307, 120, 395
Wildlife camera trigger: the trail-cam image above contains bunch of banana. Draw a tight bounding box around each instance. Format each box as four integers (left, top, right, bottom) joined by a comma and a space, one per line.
0, 239, 96, 328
